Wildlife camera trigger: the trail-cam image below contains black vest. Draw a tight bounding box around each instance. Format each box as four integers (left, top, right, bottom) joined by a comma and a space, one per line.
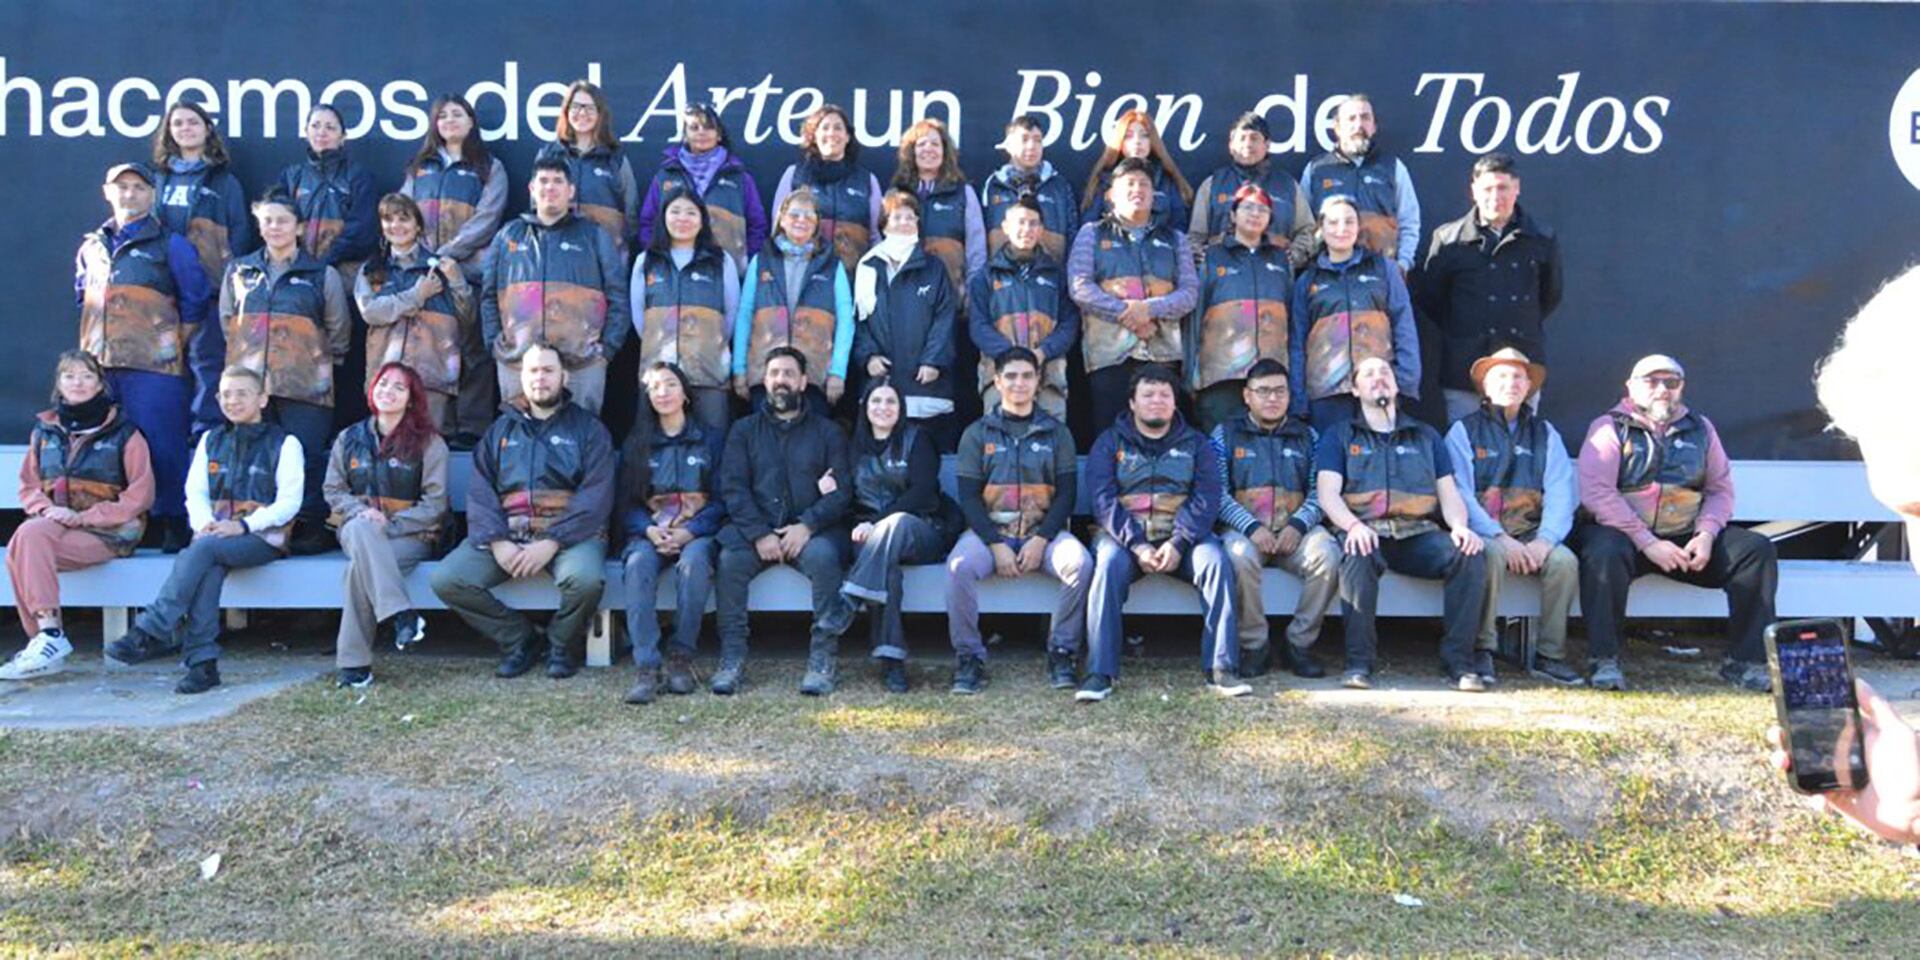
204, 421, 292, 549
1218, 414, 1315, 534
1461, 408, 1550, 539
30, 409, 146, 554
329, 419, 427, 526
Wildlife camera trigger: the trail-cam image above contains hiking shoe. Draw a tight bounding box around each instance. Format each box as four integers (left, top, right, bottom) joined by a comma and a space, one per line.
1207, 669, 1253, 698
1341, 669, 1374, 690
385, 611, 426, 652
1473, 650, 1498, 686
0, 631, 74, 680
1588, 659, 1628, 692
880, 659, 909, 694
175, 660, 221, 695
495, 638, 547, 678
1528, 656, 1586, 687
160, 516, 192, 554
1719, 659, 1772, 693
1239, 645, 1271, 679
800, 652, 837, 696
104, 626, 175, 666
1284, 644, 1327, 679
664, 653, 697, 695
1074, 672, 1113, 702
710, 660, 744, 695
546, 643, 579, 680
336, 666, 373, 689
1046, 648, 1078, 690
624, 670, 660, 704
1453, 673, 1488, 693
951, 655, 986, 695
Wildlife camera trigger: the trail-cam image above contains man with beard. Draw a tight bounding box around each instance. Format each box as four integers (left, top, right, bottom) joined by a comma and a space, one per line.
1316, 357, 1487, 691
1301, 95, 1422, 274
431, 342, 614, 680
1571, 354, 1776, 693
714, 346, 854, 696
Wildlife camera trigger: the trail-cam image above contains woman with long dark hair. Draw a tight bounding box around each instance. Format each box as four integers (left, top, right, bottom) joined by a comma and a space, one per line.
631, 189, 739, 435
323, 362, 449, 688
619, 361, 727, 704
275, 103, 379, 286
836, 377, 959, 693
731, 187, 853, 416
770, 104, 883, 276
150, 100, 254, 283
356, 193, 469, 433
637, 103, 767, 271
1, 351, 155, 680
537, 80, 639, 261
1079, 109, 1193, 230
400, 93, 508, 442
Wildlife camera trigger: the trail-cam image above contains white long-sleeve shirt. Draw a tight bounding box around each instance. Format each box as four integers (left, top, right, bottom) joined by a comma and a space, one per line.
185, 431, 305, 534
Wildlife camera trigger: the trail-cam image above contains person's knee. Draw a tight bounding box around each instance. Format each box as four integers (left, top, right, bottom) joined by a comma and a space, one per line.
797, 538, 843, 577
555, 567, 604, 601
429, 558, 480, 598
1341, 553, 1380, 583
1054, 539, 1090, 583
1223, 535, 1260, 575
1543, 545, 1579, 578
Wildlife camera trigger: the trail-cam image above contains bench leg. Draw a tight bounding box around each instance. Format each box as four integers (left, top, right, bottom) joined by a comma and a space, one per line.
224, 609, 249, 631
585, 610, 614, 668
102, 607, 129, 643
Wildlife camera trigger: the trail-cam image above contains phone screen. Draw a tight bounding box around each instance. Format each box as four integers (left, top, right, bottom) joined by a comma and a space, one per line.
1768, 620, 1869, 794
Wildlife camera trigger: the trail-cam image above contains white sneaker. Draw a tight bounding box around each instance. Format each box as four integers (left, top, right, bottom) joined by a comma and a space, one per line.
0, 631, 74, 680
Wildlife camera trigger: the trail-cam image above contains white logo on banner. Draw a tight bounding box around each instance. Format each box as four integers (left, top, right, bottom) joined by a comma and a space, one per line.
1890, 68, 1920, 191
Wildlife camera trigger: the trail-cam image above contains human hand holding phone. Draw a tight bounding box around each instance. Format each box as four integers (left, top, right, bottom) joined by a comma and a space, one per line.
1770, 678, 1920, 845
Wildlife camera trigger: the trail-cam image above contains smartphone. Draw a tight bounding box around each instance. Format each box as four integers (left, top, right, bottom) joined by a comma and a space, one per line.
1764, 618, 1870, 795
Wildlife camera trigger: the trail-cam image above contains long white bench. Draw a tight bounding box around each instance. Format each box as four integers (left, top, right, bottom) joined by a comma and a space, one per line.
3, 446, 1914, 668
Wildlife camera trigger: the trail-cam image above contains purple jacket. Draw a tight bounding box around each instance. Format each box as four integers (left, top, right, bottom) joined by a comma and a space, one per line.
635, 145, 768, 267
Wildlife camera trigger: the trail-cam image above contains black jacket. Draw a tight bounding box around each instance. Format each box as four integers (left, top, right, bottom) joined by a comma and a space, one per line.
1415, 204, 1562, 392
719, 401, 853, 543
467, 396, 615, 548
852, 244, 958, 404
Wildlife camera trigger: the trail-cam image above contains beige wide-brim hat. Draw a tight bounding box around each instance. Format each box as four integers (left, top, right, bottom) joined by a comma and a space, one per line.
1470, 347, 1547, 399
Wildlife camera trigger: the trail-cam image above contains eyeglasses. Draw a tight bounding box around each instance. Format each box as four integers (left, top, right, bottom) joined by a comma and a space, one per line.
567, 103, 599, 115
1638, 375, 1684, 390
1247, 386, 1287, 399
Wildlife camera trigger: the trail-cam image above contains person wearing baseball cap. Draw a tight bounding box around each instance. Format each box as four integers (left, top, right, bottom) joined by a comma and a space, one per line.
74, 160, 219, 554
1570, 354, 1778, 692
1443, 347, 1582, 686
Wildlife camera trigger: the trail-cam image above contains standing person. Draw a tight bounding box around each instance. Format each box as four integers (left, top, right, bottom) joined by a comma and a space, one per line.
771, 105, 883, 276
638, 103, 767, 272
1315, 357, 1486, 692
1079, 110, 1193, 231
981, 114, 1079, 262
220, 189, 351, 555
480, 156, 628, 415
1082, 365, 1245, 702
968, 197, 1079, 421
1068, 158, 1200, 438
276, 103, 379, 290
1570, 355, 1777, 693
355, 193, 469, 431
1, 352, 155, 680
1301, 94, 1422, 274
1212, 359, 1339, 680
400, 94, 508, 444
852, 191, 960, 451
618, 362, 726, 705
712, 347, 852, 696
103, 366, 303, 695
1442, 349, 1583, 686
75, 161, 216, 553
944, 347, 1089, 695
1189, 111, 1315, 269
150, 100, 254, 284
631, 189, 739, 436
1417, 153, 1563, 422
1289, 195, 1419, 433
1188, 184, 1293, 433
838, 379, 959, 693
324, 362, 448, 689
537, 80, 640, 262
430, 343, 613, 680
890, 118, 986, 308
733, 188, 854, 417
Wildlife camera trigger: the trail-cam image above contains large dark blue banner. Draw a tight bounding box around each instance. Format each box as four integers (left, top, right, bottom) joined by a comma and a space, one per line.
3, 0, 1916, 457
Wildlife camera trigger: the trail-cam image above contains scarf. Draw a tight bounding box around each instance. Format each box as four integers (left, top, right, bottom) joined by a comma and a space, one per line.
800, 155, 852, 185
57, 393, 112, 433
854, 234, 919, 319
677, 145, 728, 195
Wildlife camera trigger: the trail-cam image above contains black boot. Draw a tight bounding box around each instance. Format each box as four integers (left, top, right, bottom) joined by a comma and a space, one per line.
546, 640, 579, 679
495, 637, 547, 678
175, 660, 221, 695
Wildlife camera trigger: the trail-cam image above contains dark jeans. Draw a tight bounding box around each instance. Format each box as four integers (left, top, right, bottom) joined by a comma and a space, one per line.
839, 513, 946, 660
1087, 534, 1238, 679
623, 535, 717, 668
714, 525, 851, 661
106, 369, 192, 519
1570, 523, 1777, 664
269, 397, 334, 527
1339, 528, 1487, 677
429, 538, 607, 654
635, 386, 732, 444
135, 533, 280, 666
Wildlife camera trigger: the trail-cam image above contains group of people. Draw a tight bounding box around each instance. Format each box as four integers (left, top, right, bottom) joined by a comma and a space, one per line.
0, 86, 1781, 704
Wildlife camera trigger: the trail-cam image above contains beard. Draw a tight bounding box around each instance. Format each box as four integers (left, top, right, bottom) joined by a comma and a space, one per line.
768, 386, 800, 413
1342, 134, 1373, 156
1139, 415, 1170, 430
1637, 399, 1675, 424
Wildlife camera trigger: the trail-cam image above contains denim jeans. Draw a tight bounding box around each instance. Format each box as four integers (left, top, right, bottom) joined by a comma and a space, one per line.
1570, 523, 1776, 664
841, 513, 945, 660
714, 526, 850, 662
135, 533, 281, 666
623, 535, 717, 668
1086, 533, 1238, 679
1338, 528, 1486, 677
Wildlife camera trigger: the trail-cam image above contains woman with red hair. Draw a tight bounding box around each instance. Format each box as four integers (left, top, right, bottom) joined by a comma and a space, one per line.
1079, 109, 1194, 231
322, 362, 449, 688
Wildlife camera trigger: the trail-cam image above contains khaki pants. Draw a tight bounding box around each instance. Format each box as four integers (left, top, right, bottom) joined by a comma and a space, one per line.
335, 516, 434, 669
1480, 537, 1577, 660
498, 359, 607, 415
1222, 527, 1341, 651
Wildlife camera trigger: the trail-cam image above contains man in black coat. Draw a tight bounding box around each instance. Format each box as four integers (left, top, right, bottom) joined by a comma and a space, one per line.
713, 346, 854, 696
